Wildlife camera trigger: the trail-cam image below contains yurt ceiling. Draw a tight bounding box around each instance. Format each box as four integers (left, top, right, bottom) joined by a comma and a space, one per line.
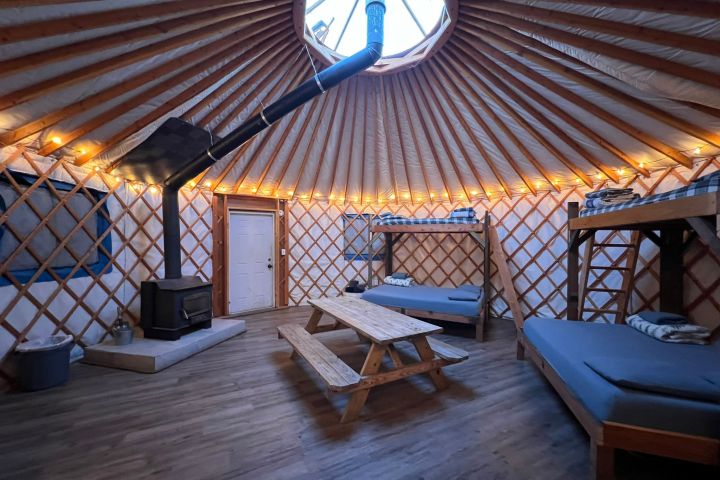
1, 0, 719, 203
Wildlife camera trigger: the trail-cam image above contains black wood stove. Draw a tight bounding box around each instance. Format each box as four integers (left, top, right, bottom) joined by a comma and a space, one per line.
112, 118, 215, 340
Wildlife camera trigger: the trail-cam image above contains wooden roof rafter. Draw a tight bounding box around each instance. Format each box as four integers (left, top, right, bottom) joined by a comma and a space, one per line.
0, 1, 290, 77
468, 0, 720, 56
441, 49, 595, 187
40, 27, 292, 158
459, 6, 720, 91
412, 66, 494, 198
396, 72, 473, 202
457, 22, 695, 168
392, 74, 451, 201
466, 20, 720, 149
0, 4, 289, 112
210, 61, 313, 191
452, 34, 630, 180
426, 58, 559, 194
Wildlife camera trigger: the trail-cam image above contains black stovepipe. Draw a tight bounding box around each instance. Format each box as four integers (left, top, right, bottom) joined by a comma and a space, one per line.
161, 0, 386, 279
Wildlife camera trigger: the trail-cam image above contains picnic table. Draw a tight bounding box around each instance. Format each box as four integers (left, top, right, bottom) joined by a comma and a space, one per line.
278, 296, 468, 423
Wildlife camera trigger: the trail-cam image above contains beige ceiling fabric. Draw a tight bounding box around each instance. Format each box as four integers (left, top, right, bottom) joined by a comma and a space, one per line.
0, 0, 718, 203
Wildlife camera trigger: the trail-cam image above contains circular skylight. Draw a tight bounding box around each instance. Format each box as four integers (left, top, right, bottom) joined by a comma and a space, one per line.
305, 0, 448, 59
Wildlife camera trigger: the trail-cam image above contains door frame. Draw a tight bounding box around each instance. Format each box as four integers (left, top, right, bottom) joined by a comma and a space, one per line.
227, 210, 276, 314
212, 195, 289, 316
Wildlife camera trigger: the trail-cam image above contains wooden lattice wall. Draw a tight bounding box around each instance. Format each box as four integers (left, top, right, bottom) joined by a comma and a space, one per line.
0, 146, 212, 384
289, 158, 720, 329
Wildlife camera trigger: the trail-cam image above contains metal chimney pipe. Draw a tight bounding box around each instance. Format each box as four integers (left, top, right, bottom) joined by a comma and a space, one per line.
164, 0, 386, 191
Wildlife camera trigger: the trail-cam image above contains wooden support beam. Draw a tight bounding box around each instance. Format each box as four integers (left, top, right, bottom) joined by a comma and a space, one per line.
567, 202, 581, 320
532, 0, 720, 18
659, 229, 684, 314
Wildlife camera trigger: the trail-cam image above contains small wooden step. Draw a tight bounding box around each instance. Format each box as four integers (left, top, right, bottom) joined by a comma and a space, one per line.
427, 337, 469, 362
593, 243, 636, 248
584, 308, 623, 314
586, 287, 624, 293
278, 324, 361, 392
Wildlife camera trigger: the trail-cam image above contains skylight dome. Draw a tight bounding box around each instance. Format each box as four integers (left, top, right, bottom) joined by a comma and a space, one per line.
299, 0, 456, 74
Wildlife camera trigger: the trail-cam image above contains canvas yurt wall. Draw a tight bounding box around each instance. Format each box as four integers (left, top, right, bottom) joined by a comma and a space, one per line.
0, 146, 212, 384
2, 143, 719, 386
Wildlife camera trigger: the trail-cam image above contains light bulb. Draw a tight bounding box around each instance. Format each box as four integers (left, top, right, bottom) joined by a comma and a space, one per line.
693, 147, 701, 155
149, 186, 158, 194
204, 181, 212, 188
51, 136, 62, 145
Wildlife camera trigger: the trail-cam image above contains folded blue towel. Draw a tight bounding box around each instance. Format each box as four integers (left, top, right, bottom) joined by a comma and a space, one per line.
634, 311, 688, 325
448, 290, 481, 302
391, 272, 408, 279
585, 357, 720, 403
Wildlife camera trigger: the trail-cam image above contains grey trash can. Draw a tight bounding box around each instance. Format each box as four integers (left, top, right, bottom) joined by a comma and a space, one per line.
15, 335, 74, 391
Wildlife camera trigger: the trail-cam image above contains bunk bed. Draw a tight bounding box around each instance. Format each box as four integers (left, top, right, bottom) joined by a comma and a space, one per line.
517, 177, 720, 479
361, 212, 523, 342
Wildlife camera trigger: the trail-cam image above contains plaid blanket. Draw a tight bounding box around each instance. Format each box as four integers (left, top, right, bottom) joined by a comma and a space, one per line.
377, 217, 480, 226
580, 174, 720, 217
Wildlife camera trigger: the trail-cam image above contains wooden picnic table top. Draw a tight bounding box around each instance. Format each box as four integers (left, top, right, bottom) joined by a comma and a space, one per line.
307, 296, 442, 345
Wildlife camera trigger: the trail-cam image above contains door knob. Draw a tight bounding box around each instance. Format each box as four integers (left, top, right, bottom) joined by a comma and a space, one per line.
267, 264, 273, 269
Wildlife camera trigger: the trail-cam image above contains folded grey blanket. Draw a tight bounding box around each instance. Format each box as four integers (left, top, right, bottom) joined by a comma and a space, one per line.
627, 314, 711, 344
383, 276, 414, 287
633, 311, 688, 325
584, 194, 639, 208
391, 272, 408, 279
449, 207, 476, 219
448, 291, 481, 302
585, 188, 635, 199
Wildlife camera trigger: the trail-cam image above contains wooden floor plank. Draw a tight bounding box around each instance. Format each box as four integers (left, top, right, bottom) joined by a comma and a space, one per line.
0, 306, 717, 479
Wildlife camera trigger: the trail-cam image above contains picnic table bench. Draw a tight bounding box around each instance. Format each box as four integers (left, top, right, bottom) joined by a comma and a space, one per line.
278, 296, 468, 422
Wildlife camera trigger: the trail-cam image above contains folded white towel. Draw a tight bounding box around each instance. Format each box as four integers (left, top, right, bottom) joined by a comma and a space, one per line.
383, 276, 414, 287
627, 314, 711, 344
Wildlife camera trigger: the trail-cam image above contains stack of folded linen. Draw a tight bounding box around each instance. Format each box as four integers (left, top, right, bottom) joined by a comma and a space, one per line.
626, 311, 712, 344
584, 188, 639, 209
384, 272, 414, 287
448, 207, 478, 223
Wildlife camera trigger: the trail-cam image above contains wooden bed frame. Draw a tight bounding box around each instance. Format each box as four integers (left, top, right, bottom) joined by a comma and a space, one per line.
518, 191, 720, 479
367, 212, 523, 341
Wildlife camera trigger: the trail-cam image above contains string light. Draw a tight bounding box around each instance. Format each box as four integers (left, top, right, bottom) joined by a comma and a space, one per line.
204, 181, 212, 188
596, 173, 603, 180
79, 148, 86, 155
287, 190, 294, 196
617, 168, 625, 175
403, 193, 410, 199
188, 181, 196, 188
329, 194, 335, 200
51, 136, 62, 145
94, 166, 101, 172
470, 190, 478, 196
693, 146, 702, 155
520, 187, 527, 193
314, 192, 321, 198
638, 162, 644, 169
389, 193, 395, 200
149, 185, 158, 194
535, 182, 541, 190
114, 176, 121, 183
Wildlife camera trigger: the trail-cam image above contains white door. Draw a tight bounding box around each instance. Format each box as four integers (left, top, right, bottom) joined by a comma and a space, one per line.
228, 211, 275, 314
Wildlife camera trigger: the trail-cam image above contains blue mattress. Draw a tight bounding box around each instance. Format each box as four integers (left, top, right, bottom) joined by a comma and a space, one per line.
376, 217, 479, 226
524, 317, 720, 438
361, 284, 482, 317
580, 172, 720, 217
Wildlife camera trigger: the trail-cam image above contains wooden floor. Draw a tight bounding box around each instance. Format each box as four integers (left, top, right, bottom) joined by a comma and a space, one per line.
1, 307, 717, 480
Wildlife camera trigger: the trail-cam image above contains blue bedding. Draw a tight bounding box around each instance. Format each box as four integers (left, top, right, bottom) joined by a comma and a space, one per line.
524, 317, 720, 438
361, 284, 482, 317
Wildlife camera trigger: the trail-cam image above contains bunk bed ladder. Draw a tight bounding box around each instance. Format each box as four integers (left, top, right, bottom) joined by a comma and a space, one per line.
579, 231, 641, 324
